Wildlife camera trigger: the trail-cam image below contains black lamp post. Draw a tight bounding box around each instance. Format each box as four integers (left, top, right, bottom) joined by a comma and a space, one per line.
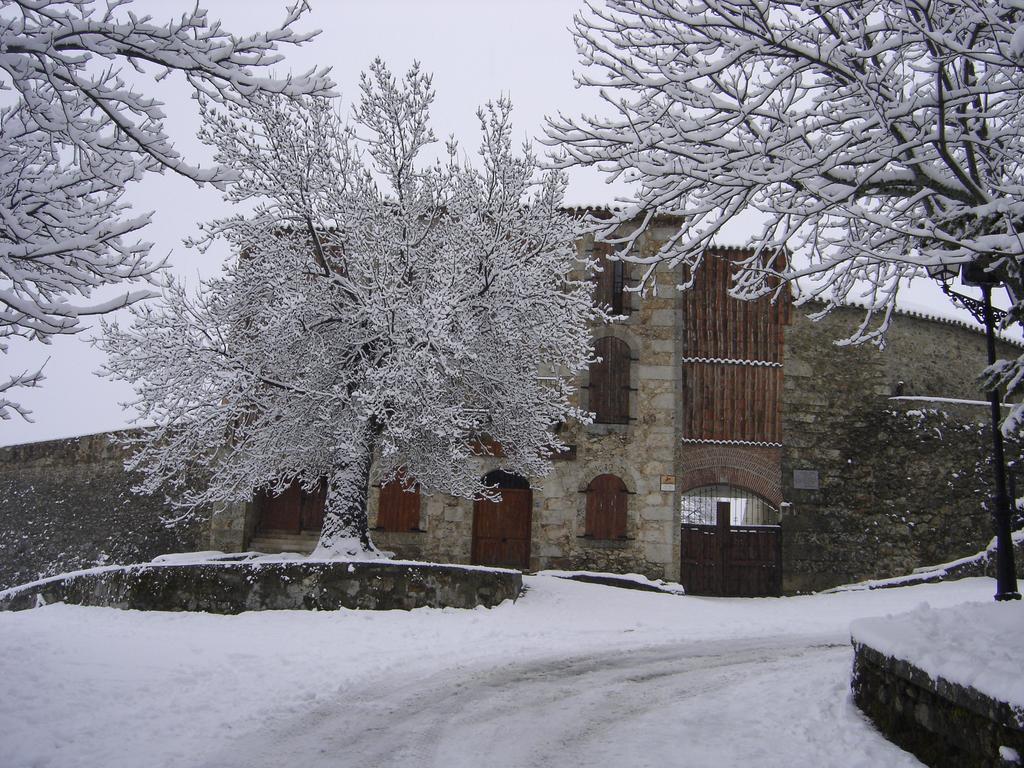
937, 261, 1021, 601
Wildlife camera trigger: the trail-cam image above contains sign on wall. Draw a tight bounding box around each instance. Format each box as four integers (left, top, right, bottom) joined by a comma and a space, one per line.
793, 469, 820, 490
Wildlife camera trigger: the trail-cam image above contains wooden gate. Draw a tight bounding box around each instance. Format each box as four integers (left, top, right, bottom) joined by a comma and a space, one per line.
472, 473, 532, 570
680, 501, 781, 597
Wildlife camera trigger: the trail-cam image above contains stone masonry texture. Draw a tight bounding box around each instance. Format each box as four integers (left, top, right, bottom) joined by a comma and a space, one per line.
0, 432, 203, 590
781, 305, 1024, 593
852, 640, 1024, 767
0, 560, 521, 613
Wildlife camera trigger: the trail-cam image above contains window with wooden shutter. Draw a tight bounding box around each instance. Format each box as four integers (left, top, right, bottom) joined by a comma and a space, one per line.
585, 474, 628, 539
376, 473, 421, 532
256, 478, 326, 534
589, 336, 632, 424
592, 243, 626, 315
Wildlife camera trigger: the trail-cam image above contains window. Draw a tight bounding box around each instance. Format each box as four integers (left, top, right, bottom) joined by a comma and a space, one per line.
593, 243, 627, 315
376, 473, 421, 532
256, 478, 325, 533
680, 485, 779, 526
585, 474, 628, 539
589, 336, 632, 424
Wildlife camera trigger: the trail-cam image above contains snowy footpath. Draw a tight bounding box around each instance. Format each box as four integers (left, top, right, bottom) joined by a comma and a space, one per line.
0, 574, 1003, 767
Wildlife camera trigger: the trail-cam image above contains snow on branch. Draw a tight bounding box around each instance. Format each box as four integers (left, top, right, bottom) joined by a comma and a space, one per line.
0, 0, 333, 416
546, 0, 1024, 427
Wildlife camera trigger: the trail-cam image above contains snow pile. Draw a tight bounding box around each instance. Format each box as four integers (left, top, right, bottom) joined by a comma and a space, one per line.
851, 600, 1024, 709
536, 569, 686, 594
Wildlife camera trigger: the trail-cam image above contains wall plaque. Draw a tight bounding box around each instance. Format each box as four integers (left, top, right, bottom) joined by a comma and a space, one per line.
660, 475, 676, 492
793, 469, 820, 490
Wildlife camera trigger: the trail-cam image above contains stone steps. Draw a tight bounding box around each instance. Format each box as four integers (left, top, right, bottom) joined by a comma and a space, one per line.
249, 532, 318, 555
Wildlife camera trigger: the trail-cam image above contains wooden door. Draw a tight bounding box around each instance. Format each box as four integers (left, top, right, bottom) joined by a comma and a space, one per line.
300, 480, 327, 532
472, 488, 533, 570
680, 501, 781, 597
725, 525, 782, 597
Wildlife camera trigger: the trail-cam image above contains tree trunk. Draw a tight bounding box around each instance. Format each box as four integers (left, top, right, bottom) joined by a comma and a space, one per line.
312, 430, 380, 558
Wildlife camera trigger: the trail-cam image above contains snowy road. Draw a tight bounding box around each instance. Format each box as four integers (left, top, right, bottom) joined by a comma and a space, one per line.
5, 575, 1000, 768
202, 637, 918, 768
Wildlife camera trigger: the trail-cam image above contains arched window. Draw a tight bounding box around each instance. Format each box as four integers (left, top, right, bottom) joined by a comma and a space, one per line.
585, 474, 628, 539
376, 472, 421, 532
482, 469, 530, 490
680, 485, 779, 527
589, 337, 632, 424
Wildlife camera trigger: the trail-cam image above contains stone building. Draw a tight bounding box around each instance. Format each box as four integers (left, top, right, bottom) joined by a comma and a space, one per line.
2, 217, 1020, 594
214, 218, 1023, 595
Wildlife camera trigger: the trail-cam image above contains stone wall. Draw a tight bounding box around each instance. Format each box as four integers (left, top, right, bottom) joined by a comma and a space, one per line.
0, 559, 521, 613
0, 432, 203, 590
372, 226, 682, 581
852, 640, 1024, 767
782, 306, 1023, 593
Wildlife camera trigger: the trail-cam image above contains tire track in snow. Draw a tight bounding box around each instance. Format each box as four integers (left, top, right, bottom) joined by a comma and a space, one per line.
198, 637, 919, 768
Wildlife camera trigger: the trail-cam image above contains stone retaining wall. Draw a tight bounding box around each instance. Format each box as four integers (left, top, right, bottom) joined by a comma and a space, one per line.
852, 641, 1024, 767
0, 560, 521, 613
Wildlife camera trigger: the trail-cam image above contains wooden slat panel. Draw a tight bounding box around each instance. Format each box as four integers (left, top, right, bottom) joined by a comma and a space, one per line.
471, 487, 532, 569
585, 474, 628, 539
259, 480, 325, 534
680, 522, 782, 597
300, 480, 326, 532
680, 249, 791, 443
377, 474, 421, 532
591, 337, 631, 424
593, 243, 625, 315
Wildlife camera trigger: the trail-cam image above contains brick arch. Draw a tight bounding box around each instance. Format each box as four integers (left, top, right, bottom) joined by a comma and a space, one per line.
679, 445, 783, 506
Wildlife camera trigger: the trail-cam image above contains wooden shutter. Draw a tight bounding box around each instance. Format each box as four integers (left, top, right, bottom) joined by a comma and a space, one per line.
377, 474, 421, 532
593, 244, 625, 314
586, 474, 628, 539
299, 480, 327, 532
590, 337, 631, 424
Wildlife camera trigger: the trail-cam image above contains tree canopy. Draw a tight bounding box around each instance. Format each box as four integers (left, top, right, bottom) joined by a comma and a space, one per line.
102, 62, 603, 556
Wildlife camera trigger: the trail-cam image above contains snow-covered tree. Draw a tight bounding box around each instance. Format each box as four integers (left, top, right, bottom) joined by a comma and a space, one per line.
101, 61, 602, 557
0, 0, 332, 419
547, 0, 1024, 414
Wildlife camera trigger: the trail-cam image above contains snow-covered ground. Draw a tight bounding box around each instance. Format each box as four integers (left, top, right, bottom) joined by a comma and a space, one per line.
0, 574, 1004, 767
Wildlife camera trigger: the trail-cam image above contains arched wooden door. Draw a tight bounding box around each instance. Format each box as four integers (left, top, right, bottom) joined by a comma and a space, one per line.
471, 470, 532, 570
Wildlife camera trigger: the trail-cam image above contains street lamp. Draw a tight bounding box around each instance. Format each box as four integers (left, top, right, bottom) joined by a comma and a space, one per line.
931, 259, 1021, 601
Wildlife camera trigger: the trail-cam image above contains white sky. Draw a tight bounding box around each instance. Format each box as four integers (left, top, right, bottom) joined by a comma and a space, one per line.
0, 0, 998, 446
